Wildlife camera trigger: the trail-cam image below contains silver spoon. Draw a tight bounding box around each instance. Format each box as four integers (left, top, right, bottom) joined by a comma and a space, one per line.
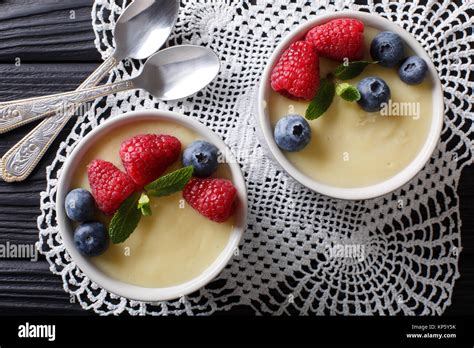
0, 0, 179, 133
0, 0, 179, 182
0, 45, 219, 127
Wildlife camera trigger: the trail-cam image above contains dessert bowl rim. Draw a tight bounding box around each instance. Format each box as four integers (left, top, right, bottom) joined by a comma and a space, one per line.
257, 10, 444, 200
56, 109, 248, 301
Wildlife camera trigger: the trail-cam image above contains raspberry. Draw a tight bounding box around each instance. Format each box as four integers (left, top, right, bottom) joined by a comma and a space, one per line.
183, 178, 237, 223
305, 18, 364, 61
270, 40, 320, 100
87, 160, 137, 215
120, 134, 181, 187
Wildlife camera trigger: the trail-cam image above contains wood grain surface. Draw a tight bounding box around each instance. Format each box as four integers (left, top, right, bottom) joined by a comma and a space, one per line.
0, 0, 101, 62
0, 0, 471, 316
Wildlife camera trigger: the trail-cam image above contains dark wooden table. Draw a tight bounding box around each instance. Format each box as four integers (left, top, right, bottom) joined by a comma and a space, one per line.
0, 0, 472, 316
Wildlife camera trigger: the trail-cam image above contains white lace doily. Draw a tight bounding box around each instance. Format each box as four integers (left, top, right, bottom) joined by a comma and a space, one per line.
37, 0, 473, 315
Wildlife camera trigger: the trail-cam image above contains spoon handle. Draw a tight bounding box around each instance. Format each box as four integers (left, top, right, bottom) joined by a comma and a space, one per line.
0, 57, 117, 134
0, 75, 132, 135
0, 57, 123, 182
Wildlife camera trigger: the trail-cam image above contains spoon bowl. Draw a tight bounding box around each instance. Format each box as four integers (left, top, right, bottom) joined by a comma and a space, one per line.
114, 0, 180, 60
136, 45, 221, 100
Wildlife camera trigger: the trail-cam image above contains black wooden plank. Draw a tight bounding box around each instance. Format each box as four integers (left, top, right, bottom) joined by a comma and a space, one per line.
0, 63, 97, 313
0, 259, 88, 315
0, 0, 101, 62
0, 63, 98, 100
0, 0, 95, 21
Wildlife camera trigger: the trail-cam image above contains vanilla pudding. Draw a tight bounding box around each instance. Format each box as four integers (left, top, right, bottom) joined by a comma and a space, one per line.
268, 27, 433, 188
71, 120, 235, 288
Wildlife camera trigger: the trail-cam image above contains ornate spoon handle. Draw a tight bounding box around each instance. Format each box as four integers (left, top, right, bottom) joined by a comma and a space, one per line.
0, 63, 132, 134
0, 57, 124, 182
0, 57, 118, 134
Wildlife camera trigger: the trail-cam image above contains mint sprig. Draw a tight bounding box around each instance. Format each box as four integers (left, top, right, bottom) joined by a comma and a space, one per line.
108, 166, 194, 244
305, 79, 335, 120
145, 166, 193, 197
336, 82, 361, 102
334, 60, 378, 80
109, 192, 142, 244
304, 60, 378, 119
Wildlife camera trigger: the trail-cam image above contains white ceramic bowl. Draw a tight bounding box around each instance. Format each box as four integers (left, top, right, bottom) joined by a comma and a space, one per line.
258, 11, 444, 200
56, 110, 248, 301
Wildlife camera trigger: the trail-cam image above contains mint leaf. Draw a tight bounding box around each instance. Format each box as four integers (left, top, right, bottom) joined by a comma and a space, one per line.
138, 193, 152, 216
334, 61, 377, 80
305, 79, 335, 120
145, 166, 193, 197
108, 192, 141, 244
336, 82, 361, 102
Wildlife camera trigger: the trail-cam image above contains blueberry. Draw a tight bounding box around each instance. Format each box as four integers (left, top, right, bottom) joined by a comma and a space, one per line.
182, 140, 219, 177
65, 188, 95, 222
274, 114, 311, 152
370, 31, 404, 67
357, 77, 391, 112
398, 56, 428, 85
74, 222, 108, 257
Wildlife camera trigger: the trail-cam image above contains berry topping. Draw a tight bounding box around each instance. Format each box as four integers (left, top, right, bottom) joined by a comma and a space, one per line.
87, 159, 137, 215
270, 40, 320, 100
183, 178, 237, 223
398, 56, 428, 85
182, 140, 219, 177
65, 188, 95, 222
74, 222, 109, 257
120, 134, 181, 187
370, 31, 404, 67
357, 76, 391, 112
305, 18, 365, 61
274, 114, 312, 152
